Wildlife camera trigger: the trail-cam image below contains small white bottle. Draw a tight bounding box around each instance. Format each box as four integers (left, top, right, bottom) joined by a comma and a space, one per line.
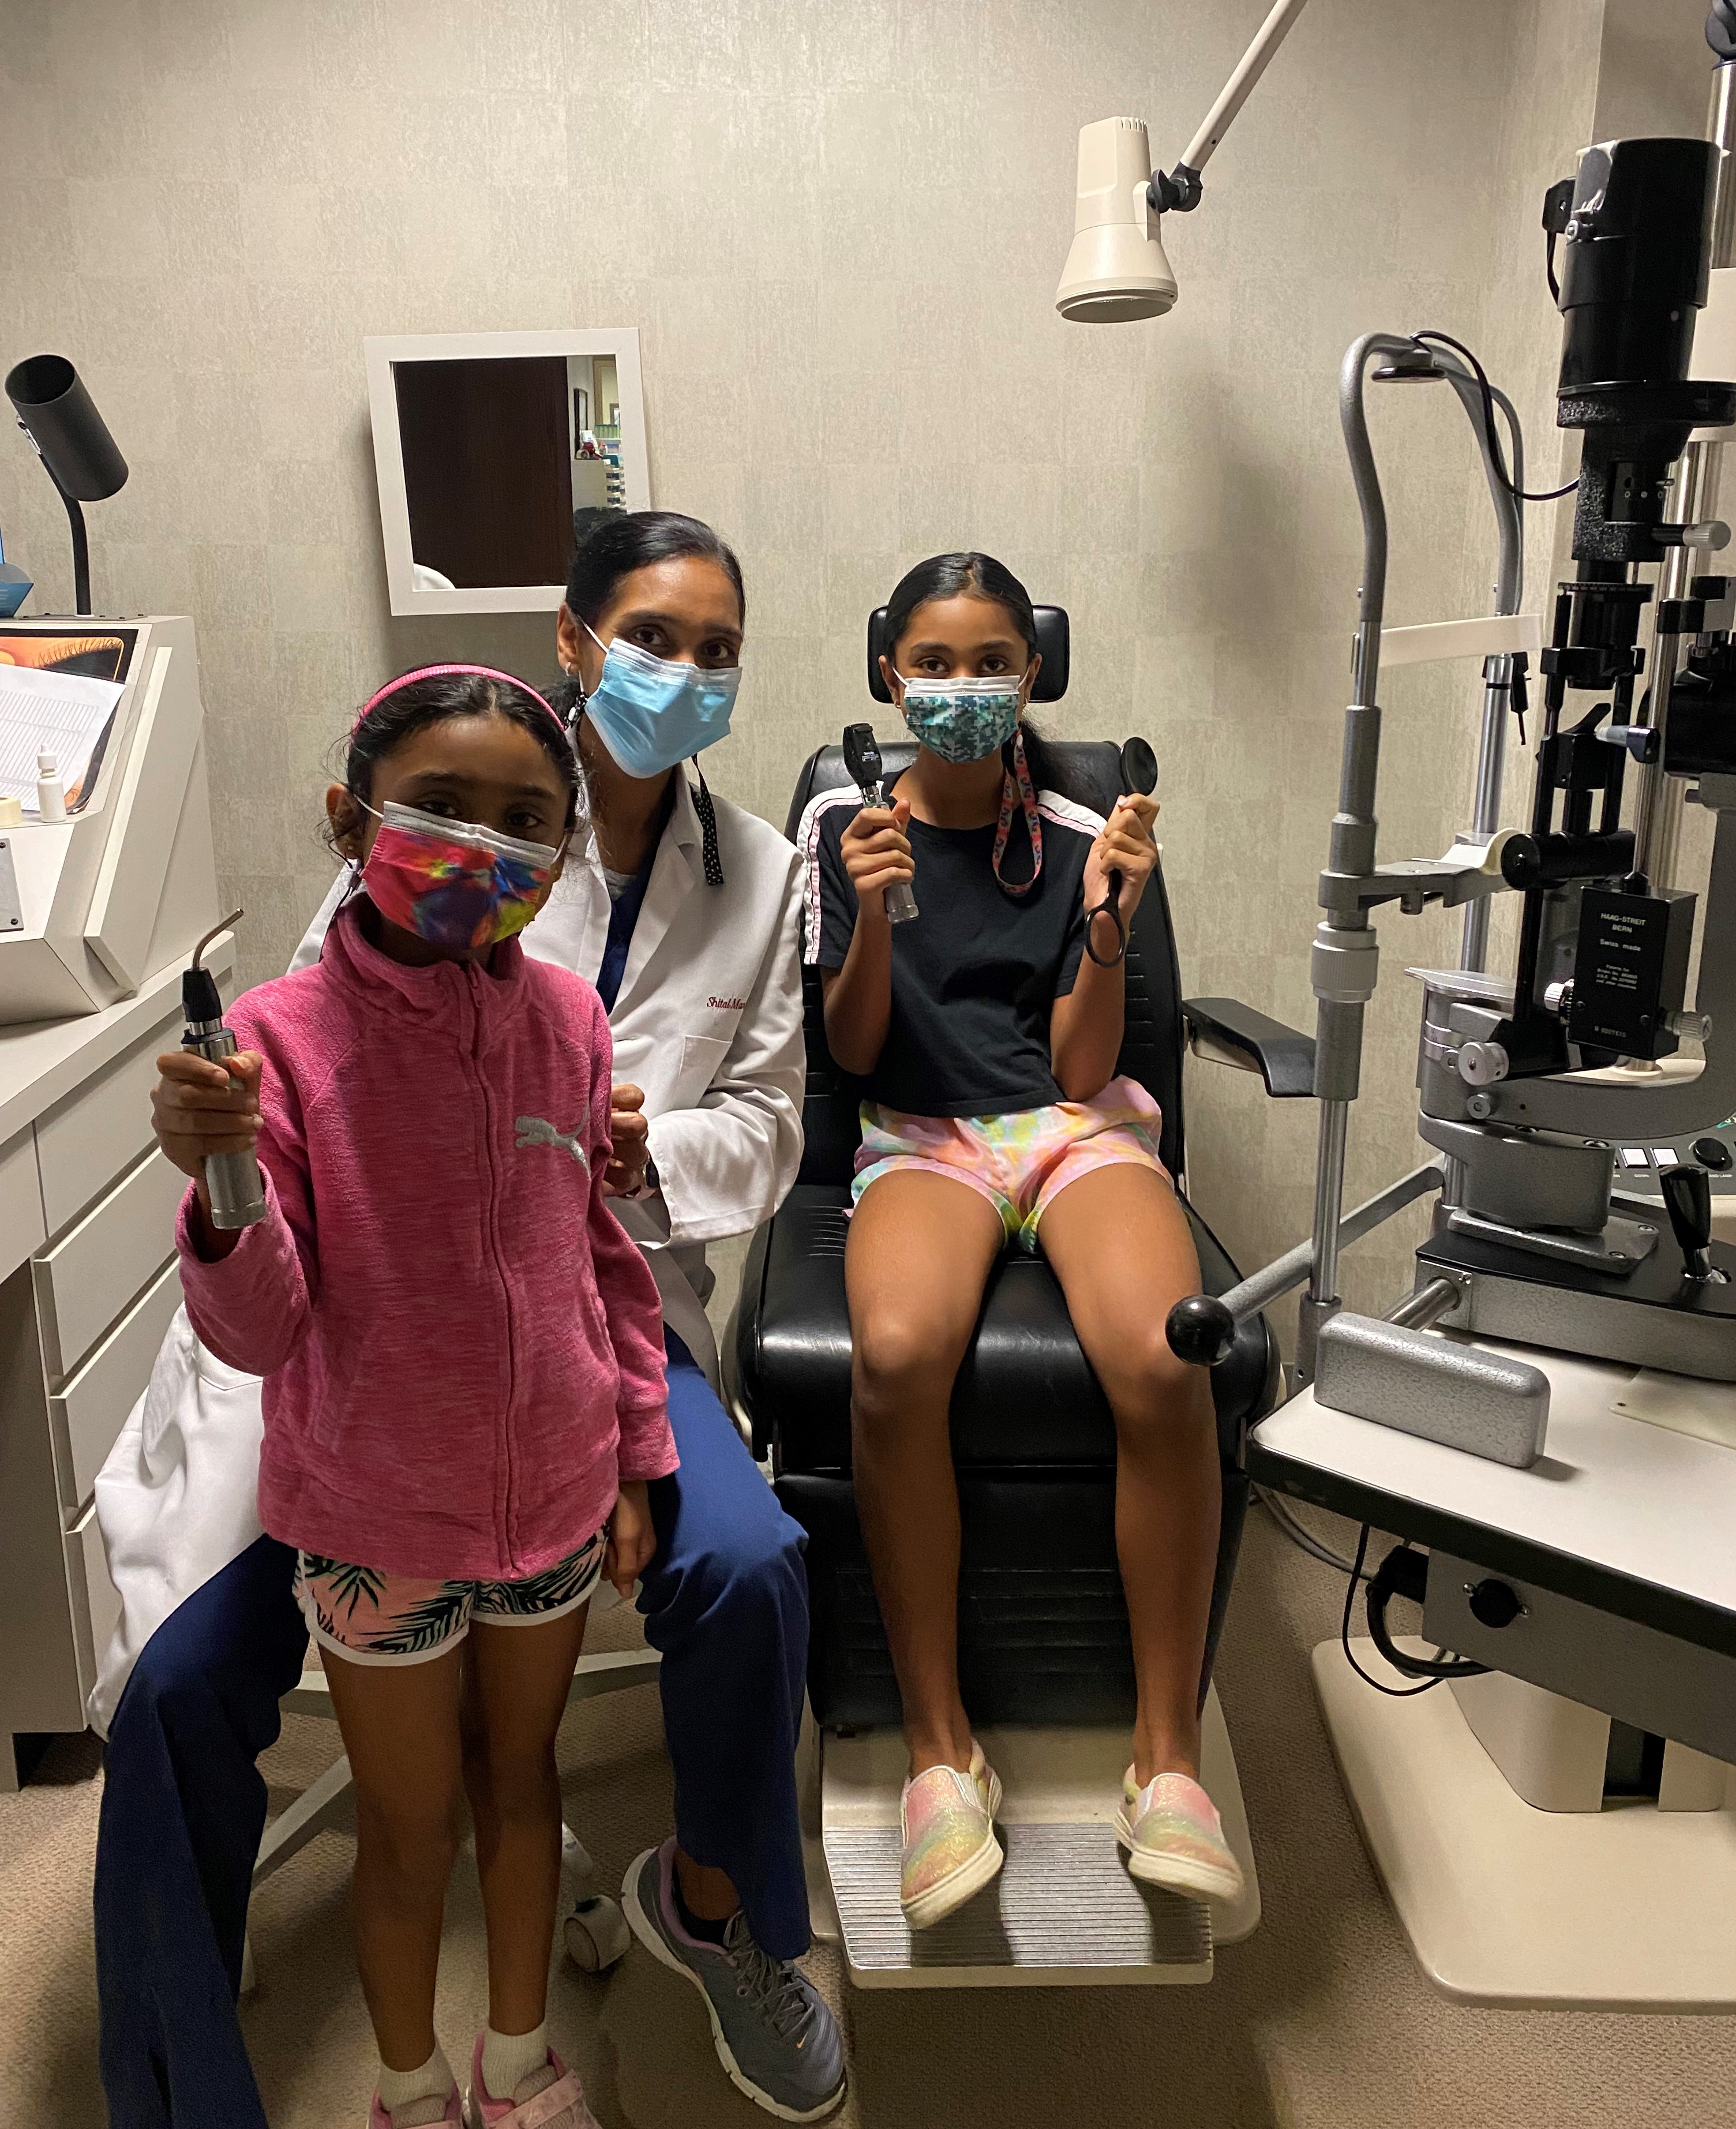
36, 747, 67, 823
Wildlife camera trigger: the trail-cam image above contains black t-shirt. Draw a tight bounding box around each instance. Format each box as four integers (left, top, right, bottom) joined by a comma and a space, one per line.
801, 777, 1103, 1116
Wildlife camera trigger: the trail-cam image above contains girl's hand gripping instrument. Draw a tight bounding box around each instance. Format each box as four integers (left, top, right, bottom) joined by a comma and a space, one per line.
182, 909, 267, 1231
842, 723, 918, 925
1085, 736, 1160, 968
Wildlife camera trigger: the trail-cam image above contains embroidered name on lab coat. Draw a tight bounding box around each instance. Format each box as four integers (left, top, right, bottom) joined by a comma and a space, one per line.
515, 1116, 591, 1170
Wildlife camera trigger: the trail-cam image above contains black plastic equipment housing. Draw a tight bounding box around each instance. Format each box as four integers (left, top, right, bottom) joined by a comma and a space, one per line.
1556, 139, 1718, 392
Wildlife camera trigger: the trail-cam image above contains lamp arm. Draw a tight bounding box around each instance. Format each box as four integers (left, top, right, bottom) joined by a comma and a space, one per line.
36, 445, 91, 617
1153, 0, 1313, 212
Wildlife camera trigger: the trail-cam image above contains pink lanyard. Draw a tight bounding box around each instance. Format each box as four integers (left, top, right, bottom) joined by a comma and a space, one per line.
991, 726, 1043, 895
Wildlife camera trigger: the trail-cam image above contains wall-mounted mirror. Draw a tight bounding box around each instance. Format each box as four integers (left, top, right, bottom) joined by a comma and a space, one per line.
365, 328, 650, 616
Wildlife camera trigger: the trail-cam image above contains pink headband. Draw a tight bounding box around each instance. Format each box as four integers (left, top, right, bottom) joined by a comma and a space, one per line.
352, 664, 565, 736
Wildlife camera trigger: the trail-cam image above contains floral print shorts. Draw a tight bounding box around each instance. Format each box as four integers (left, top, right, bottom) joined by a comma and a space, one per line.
852, 1072, 1169, 1251
294, 1528, 606, 1667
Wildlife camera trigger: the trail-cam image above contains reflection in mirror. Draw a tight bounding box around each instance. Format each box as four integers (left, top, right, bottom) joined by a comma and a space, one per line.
366, 331, 648, 614
393, 355, 574, 589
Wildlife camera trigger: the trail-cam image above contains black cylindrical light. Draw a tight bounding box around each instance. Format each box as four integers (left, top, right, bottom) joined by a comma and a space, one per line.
6, 354, 128, 500
5, 354, 128, 614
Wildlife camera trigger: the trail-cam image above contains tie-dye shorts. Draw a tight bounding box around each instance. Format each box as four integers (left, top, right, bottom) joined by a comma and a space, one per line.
294, 1527, 606, 1667
852, 1073, 1168, 1250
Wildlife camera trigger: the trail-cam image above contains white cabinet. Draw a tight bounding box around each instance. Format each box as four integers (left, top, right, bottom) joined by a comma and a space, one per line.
0, 957, 227, 1787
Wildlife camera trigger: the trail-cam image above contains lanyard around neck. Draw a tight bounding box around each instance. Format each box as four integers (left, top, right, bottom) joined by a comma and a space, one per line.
991, 726, 1043, 896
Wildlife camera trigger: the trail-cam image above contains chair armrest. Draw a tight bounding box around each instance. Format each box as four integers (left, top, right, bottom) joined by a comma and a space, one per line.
723, 1217, 777, 1459
1183, 997, 1315, 1099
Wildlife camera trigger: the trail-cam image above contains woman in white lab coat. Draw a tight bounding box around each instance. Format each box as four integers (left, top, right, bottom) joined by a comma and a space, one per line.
92, 512, 846, 2129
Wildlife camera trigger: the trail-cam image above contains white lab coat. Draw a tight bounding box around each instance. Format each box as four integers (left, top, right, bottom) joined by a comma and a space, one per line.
89, 777, 805, 1734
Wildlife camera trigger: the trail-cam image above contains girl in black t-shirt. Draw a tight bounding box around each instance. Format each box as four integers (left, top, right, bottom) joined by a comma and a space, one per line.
811, 552, 1243, 1932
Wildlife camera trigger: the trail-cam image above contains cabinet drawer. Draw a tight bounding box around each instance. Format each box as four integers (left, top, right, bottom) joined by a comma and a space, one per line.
69, 1502, 122, 1708
33, 1005, 181, 1238
32, 1147, 182, 1381
0, 1125, 45, 1283
51, 1256, 183, 1515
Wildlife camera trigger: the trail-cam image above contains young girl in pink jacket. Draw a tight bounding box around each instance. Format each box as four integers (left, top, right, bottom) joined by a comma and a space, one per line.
151, 666, 671, 2129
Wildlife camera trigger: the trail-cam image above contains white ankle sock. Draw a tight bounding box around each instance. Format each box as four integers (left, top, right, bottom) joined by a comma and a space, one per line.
482, 2021, 549, 2101
377, 2041, 454, 2119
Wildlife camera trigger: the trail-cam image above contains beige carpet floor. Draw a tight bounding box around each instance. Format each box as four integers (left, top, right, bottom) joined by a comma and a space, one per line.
5, 1502, 1734, 2129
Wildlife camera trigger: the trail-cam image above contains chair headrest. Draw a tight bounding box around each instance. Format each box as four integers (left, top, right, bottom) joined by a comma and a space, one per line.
794, 737, 1127, 824
867, 604, 1070, 704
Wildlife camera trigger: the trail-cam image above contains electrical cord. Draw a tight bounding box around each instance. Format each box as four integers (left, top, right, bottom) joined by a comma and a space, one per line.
1338, 1525, 1491, 1697
1339, 1526, 1442, 1697
1254, 1490, 1488, 1692
1254, 1484, 1371, 1578
1411, 328, 1579, 503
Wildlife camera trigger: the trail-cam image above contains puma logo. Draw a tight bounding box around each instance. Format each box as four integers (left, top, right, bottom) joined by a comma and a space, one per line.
515, 1116, 591, 1171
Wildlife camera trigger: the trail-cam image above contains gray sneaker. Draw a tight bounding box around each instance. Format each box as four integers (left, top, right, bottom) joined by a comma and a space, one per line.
622, 1839, 845, 2122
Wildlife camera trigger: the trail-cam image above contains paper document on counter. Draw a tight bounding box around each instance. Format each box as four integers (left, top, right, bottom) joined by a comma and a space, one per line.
0, 662, 125, 812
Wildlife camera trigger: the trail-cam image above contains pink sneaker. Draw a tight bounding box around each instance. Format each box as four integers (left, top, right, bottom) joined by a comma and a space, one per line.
1115, 1769, 1244, 1903
369, 2082, 460, 2128
462, 2032, 598, 2129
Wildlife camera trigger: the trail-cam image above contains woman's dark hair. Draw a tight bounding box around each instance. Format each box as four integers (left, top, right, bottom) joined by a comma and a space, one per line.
565, 507, 745, 631
327, 668, 583, 847
883, 550, 1077, 802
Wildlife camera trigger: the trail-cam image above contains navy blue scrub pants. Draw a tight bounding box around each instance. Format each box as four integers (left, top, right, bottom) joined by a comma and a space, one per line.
95, 1332, 811, 2129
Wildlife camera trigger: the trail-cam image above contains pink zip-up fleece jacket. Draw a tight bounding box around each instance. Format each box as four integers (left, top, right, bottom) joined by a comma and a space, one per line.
173, 901, 675, 1582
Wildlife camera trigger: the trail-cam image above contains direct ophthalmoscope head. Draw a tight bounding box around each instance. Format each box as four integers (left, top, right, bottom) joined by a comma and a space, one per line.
842, 723, 884, 794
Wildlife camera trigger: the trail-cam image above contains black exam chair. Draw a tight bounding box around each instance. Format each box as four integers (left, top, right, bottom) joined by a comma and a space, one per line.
726, 604, 1296, 1735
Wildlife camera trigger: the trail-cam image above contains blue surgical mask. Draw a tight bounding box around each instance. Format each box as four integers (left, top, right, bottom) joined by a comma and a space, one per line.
579, 621, 740, 779
896, 670, 1029, 764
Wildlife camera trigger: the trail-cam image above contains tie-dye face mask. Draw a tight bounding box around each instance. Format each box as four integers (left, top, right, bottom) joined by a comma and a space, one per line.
359, 800, 563, 952
895, 670, 1030, 764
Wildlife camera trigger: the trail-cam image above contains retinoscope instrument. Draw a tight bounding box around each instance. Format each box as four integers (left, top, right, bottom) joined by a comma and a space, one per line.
182, 908, 267, 1231
1084, 735, 1160, 968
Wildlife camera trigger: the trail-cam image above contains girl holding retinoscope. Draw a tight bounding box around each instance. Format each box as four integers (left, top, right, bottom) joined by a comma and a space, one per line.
803, 550, 1243, 1930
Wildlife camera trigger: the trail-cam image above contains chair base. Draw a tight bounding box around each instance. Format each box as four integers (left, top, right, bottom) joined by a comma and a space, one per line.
1317, 1637, 1736, 2009
801, 1686, 1259, 1988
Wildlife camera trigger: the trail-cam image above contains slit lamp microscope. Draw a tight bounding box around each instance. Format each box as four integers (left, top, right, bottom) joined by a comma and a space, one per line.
1171, 126, 1736, 1451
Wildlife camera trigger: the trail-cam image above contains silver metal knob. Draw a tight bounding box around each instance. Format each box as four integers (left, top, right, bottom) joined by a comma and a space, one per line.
1666, 1009, 1713, 1043
1458, 1040, 1510, 1087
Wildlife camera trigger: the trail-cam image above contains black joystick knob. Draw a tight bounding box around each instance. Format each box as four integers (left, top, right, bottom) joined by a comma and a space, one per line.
1167, 1292, 1236, 1369
1468, 1579, 1524, 1630
1660, 1163, 1717, 1282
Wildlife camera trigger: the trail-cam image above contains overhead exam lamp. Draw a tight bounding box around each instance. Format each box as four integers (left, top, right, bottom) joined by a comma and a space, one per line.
4, 354, 128, 617
1056, 0, 1311, 321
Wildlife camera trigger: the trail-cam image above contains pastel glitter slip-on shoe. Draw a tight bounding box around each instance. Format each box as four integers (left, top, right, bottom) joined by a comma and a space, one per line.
899, 1741, 1004, 1930
1115, 1768, 1245, 1903
462, 2032, 598, 2129
370, 2084, 460, 2128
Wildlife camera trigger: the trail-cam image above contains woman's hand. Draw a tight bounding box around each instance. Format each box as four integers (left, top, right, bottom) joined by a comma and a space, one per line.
603, 1479, 655, 1596
1081, 793, 1160, 953
603, 1082, 650, 1196
152, 1049, 263, 1260
839, 799, 914, 920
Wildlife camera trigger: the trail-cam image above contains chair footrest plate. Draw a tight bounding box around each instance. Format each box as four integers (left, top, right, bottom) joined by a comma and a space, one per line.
822, 1819, 1213, 1985
815, 1696, 1258, 1987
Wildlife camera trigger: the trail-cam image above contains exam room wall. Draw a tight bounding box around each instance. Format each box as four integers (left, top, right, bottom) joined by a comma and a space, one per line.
0, 0, 1623, 1326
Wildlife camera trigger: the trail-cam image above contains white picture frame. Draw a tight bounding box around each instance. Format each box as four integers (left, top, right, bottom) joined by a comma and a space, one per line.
363, 327, 651, 617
